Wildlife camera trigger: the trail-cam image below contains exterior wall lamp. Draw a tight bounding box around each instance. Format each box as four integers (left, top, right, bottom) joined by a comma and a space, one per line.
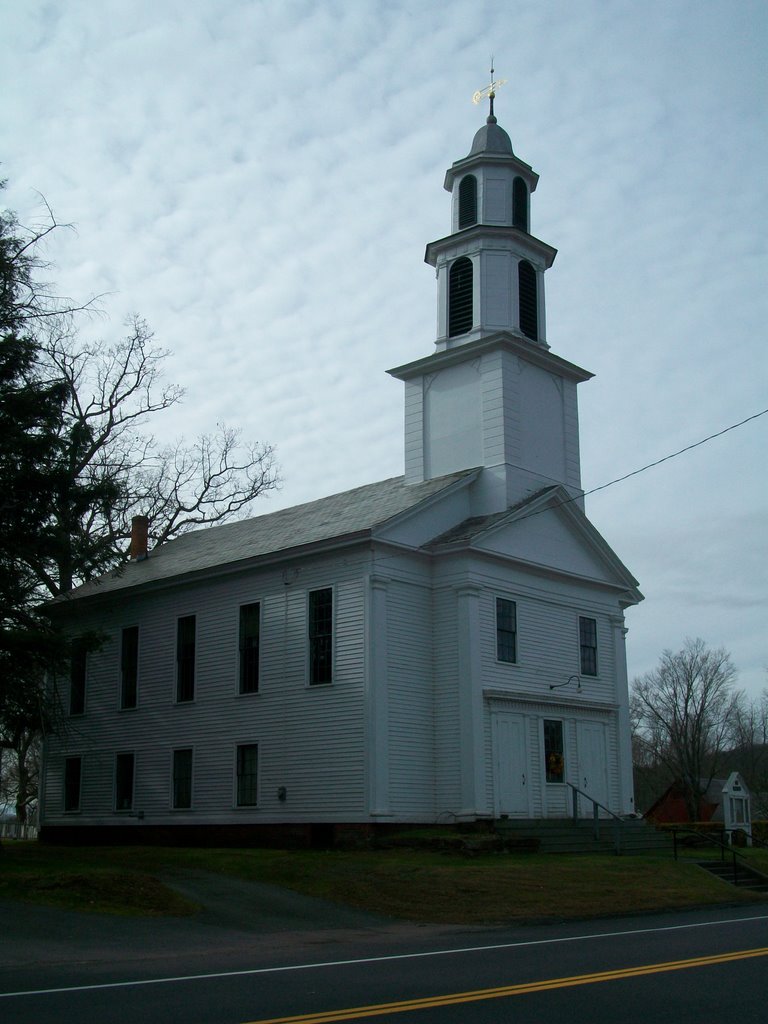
549, 674, 581, 693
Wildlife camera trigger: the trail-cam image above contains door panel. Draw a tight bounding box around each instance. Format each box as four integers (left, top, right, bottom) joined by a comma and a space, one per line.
493, 713, 529, 816
577, 720, 609, 816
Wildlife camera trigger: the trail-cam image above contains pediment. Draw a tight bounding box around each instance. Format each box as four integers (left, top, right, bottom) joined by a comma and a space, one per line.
432, 487, 641, 599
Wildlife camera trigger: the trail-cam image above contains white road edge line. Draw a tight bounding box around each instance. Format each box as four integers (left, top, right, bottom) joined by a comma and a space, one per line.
3, 912, 767, 999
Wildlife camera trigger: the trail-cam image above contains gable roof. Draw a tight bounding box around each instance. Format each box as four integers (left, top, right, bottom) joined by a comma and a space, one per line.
426, 485, 643, 601
52, 470, 476, 605
644, 775, 751, 821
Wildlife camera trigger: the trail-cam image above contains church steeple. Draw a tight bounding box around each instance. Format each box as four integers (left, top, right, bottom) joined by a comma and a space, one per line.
389, 101, 593, 515
426, 111, 556, 351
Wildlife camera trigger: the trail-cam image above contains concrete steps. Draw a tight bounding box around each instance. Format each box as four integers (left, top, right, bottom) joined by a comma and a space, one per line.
494, 817, 674, 855
697, 859, 768, 893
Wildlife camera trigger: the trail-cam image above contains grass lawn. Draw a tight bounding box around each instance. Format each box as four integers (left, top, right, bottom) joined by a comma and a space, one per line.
1, 841, 766, 924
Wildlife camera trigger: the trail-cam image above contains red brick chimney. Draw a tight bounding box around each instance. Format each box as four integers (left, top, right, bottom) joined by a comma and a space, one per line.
130, 515, 149, 561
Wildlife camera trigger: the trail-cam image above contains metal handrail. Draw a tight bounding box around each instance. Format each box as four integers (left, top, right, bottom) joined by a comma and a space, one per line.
734, 828, 768, 851
566, 783, 625, 854
670, 826, 764, 886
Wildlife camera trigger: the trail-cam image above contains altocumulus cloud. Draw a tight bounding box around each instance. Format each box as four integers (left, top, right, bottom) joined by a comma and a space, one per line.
1, 0, 766, 695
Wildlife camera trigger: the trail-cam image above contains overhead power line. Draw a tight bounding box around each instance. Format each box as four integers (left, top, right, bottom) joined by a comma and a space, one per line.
372, 406, 768, 556
514, 406, 768, 525
584, 406, 768, 499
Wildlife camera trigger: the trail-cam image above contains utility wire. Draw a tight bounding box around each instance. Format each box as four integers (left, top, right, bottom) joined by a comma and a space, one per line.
368, 405, 768, 564
514, 406, 768, 525
586, 406, 768, 498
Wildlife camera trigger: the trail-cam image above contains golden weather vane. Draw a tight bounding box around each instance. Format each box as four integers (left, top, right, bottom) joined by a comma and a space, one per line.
472, 57, 506, 118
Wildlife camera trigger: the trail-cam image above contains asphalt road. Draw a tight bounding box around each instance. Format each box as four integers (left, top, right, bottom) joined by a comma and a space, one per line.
2, 870, 767, 1023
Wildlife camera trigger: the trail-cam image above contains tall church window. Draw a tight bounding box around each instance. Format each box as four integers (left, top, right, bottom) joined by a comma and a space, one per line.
172, 748, 193, 809
496, 598, 517, 663
69, 640, 87, 716
64, 756, 82, 813
518, 260, 538, 341
114, 752, 135, 811
513, 176, 529, 231
309, 588, 333, 685
544, 720, 565, 783
448, 257, 473, 337
579, 617, 598, 676
120, 626, 139, 710
176, 615, 196, 702
239, 602, 260, 694
236, 743, 259, 806
458, 175, 477, 228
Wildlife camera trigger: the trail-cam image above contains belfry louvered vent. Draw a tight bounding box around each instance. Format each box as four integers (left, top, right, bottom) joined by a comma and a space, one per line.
513, 176, 529, 232
518, 260, 538, 341
449, 257, 473, 337
458, 175, 477, 229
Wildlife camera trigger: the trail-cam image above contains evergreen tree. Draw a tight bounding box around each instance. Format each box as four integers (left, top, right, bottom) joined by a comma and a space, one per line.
0, 189, 119, 822
0, 194, 70, 727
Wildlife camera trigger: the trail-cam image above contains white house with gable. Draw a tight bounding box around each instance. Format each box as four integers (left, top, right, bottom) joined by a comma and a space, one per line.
40, 104, 642, 845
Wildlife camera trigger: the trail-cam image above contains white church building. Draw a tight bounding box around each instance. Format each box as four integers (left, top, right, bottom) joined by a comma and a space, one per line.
40, 105, 642, 845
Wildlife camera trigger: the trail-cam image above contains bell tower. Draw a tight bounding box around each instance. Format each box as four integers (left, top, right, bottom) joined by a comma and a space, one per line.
389, 90, 593, 515
429, 107, 555, 351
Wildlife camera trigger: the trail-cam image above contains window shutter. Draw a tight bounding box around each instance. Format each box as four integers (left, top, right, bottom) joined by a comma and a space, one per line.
518, 260, 538, 341
458, 175, 477, 229
448, 257, 473, 337
513, 176, 528, 231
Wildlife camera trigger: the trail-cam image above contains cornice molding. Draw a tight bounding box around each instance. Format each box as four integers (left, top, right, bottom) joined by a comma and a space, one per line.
424, 224, 556, 269
387, 332, 593, 384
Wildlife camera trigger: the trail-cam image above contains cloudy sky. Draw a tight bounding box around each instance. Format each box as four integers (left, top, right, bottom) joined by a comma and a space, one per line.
2, 0, 766, 698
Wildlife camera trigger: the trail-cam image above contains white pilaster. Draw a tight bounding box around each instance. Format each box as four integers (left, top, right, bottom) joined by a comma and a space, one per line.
367, 575, 392, 817
611, 614, 635, 815
455, 584, 490, 817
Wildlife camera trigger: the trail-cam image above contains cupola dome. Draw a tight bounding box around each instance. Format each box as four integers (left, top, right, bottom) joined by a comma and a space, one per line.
468, 115, 514, 156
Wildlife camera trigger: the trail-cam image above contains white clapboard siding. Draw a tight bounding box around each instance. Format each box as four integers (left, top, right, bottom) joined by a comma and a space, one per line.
426, 555, 628, 820
431, 585, 463, 814
43, 550, 370, 825
43, 482, 636, 829
386, 576, 435, 815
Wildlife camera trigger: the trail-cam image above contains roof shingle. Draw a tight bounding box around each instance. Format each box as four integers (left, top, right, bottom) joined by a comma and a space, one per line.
56, 470, 476, 603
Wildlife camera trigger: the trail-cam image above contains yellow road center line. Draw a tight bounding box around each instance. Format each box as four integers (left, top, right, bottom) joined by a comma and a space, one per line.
243, 946, 768, 1024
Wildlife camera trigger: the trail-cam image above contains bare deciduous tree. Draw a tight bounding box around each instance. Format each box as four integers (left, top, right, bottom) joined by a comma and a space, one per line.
0, 724, 39, 827
37, 313, 279, 595
1, 189, 279, 832
631, 638, 742, 820
729, 687, 768, 816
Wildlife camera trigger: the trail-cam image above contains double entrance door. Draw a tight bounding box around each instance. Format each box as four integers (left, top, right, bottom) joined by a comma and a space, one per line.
492, 711, 609, 817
